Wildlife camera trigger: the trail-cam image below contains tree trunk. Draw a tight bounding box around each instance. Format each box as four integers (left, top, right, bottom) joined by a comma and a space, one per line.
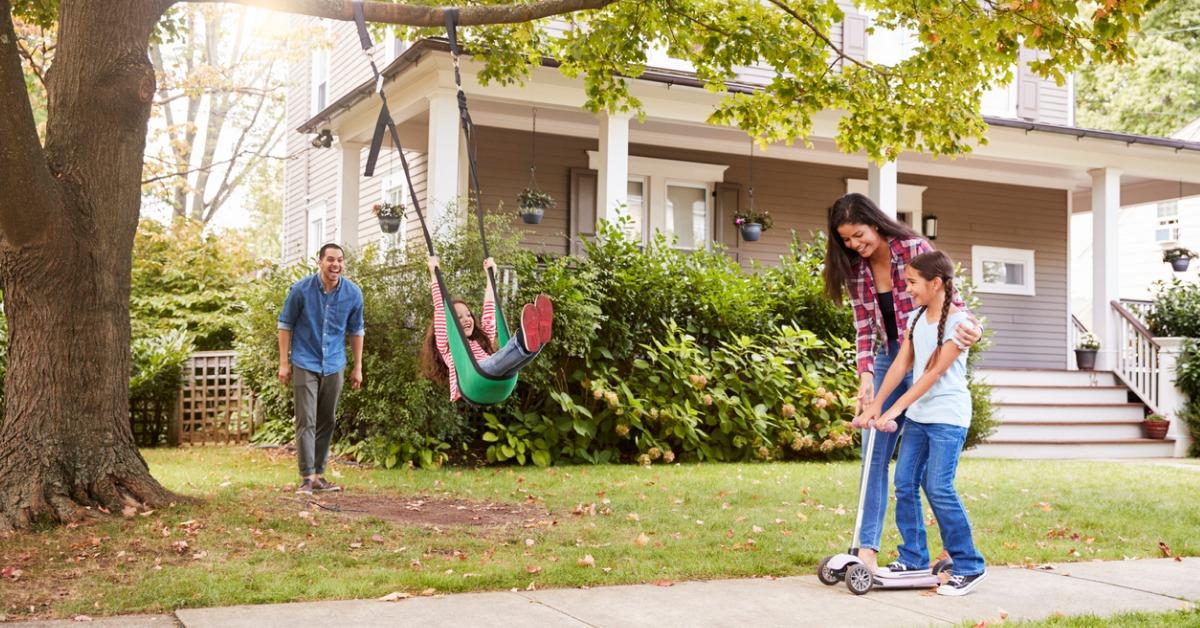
0, 0, 177, 532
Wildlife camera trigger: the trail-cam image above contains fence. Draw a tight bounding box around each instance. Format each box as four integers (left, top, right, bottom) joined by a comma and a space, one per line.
169, 350, 257, 445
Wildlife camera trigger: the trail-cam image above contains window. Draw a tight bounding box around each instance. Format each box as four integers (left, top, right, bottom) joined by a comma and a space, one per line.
666, 182, 708, 250
981, 73, 1018, 119
586, 152, 728, 250
383, 28, 408, 64
972, 246, 1035, 296
310, 45, 330, 115
381, 173, 407, 253
844, 179, 927, 234
614, 177, 647, 242
1156, 200, 1180, 243
307, 204, 326, 260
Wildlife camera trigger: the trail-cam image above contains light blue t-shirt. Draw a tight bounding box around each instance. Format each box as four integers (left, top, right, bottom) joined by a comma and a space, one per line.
906, 309, 972, 428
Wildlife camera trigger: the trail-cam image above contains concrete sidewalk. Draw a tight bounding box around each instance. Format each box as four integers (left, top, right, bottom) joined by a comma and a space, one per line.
12, 558, 1199, 627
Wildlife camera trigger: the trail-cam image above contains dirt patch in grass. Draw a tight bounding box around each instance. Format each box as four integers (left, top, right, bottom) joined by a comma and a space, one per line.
301, 493, 550, 528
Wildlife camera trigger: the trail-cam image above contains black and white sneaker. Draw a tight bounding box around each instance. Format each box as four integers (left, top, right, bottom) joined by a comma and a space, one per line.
938, 571, 987, 596
879, 561, 932, 577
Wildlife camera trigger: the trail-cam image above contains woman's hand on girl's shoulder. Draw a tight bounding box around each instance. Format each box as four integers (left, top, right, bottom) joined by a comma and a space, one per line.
953, 310, 983, 348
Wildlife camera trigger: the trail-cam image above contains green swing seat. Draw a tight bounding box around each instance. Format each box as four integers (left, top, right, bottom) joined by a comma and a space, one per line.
353, 4, 520, 405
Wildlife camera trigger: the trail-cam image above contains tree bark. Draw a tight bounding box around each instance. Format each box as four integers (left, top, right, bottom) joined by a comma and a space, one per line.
0, 0, 176, 532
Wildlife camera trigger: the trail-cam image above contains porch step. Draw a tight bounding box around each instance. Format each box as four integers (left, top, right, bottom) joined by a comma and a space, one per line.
991, 421, 1146, 441
989, 385, 1131, 405
992, 403, 1146, 422
975, 368, 1118, 388
966, 439, 1176, 460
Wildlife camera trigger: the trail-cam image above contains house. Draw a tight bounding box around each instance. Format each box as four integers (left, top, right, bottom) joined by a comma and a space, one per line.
1071, 118, 1200, 329
280, 12, 1200, 458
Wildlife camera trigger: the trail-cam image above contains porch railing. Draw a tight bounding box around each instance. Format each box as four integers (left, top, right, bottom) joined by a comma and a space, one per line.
1118, 298, 1154, 326
1111, 300, 1160, 414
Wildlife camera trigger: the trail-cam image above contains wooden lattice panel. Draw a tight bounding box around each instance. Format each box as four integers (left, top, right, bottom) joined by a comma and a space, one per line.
174, 351, 256, 445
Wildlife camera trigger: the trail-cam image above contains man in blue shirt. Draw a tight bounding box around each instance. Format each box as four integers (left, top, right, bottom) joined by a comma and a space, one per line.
277, 243, 365, 495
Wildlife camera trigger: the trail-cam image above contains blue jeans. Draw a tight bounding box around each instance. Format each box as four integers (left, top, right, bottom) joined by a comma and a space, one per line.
894, 421, 986, 576
478, 330, 540, 378
860, 340, 911, 552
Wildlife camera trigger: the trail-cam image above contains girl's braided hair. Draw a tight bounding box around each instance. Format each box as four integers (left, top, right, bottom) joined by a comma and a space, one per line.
906, 250, 957, 372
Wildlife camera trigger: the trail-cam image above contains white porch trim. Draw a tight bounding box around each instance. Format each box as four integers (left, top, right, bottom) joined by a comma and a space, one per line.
868, 160, 898, 219
426, 89, 461, 231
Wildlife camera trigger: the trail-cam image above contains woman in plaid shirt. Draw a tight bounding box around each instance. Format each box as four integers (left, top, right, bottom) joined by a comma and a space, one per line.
823, 193, 982, 573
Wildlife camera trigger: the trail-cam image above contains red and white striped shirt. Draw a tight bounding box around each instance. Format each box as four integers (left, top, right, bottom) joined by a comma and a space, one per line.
431, 280, 496, 402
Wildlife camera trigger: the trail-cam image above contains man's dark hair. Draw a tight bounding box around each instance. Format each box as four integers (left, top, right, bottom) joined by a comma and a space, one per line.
318, 243, 343, 259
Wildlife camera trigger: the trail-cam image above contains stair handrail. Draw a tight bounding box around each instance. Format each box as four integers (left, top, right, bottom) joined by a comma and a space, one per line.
1111, 300, 1160, 414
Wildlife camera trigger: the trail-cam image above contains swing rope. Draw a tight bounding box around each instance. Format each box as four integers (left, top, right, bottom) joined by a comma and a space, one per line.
350, 3, 518, 404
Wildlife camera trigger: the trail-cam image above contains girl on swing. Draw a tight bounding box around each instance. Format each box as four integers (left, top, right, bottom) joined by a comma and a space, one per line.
420, 255, 554, 402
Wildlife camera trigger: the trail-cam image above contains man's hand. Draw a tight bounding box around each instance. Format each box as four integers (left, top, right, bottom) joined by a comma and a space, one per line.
350, 367, 363, 390
278, 363, 291, 386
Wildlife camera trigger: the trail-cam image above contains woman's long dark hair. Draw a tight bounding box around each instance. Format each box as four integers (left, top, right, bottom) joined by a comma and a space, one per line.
419, 298, 496, 385
823, 193, 921, 303
906, 250, 957, 372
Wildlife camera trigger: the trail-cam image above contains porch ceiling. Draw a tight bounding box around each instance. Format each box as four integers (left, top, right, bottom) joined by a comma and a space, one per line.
312, 40, 1200, 202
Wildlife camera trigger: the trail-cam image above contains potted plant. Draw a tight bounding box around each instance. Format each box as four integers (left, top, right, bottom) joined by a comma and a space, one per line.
1162, 247, 1196, 272
372, 201, 404, 234
1143, 413, 1170, 440
1074, 332, 1099, 370
517, 188, 554, 225
733, 208, 774, 242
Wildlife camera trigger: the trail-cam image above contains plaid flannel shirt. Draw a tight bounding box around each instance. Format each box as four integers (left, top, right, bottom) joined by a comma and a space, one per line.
849, 236, 967, 375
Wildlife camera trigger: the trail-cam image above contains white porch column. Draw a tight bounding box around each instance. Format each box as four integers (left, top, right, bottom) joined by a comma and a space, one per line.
1090, 167, 1121, 371
426, 90, 461, 231
334, 141, 361, 249
868, 160, 898, 219
596, 112, 631, 220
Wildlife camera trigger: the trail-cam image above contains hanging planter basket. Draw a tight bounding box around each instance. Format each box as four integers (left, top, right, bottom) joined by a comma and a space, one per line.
1163, 247, 1195, 272
520, 207, 545, 225
740, 222, 763, 242
518, 187, 553, 226
373, 202, 404, 234
1171, 257, 1191, 272
378, 215, 402, 233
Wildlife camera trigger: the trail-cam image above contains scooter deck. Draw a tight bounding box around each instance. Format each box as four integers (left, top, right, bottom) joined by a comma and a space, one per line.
872, 571, 943, 589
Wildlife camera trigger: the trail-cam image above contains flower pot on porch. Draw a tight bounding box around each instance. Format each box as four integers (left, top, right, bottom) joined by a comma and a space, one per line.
1074, 348, 1097, 370
520, 207, 545, 224
1143, 419, 1170, 440
377, 215, 402, 234
1171, 257, 1191, 272
740, 222, 763, 242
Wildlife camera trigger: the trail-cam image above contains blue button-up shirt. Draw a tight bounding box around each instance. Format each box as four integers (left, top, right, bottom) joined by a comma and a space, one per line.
277, 274, 365, 376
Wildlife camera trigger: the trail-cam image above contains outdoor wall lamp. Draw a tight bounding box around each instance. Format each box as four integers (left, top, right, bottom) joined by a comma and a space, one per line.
311, 129, 333, 149
923, 214, 938, 240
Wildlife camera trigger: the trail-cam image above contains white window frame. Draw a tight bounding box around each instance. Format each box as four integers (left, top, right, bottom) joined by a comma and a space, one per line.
586, 152, 728, 249
664, 179, 711, 251
310, 44, 331, 116
383, 28, 409, 64
307, 203, 326, 261
972, 245, 1036, 296
381, 172, 408, 255
1156, 200, 1180, 244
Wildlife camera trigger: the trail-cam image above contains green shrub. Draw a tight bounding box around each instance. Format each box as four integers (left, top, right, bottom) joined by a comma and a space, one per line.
1173, 339, 1200, 457
958, 266, 999, 450
1147, 279, 1200, 338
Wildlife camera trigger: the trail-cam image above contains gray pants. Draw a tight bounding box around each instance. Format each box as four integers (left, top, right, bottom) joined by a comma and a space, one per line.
293, 366, 344, 477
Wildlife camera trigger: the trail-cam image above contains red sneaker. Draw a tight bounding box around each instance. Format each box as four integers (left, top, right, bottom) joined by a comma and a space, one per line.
520, 303, 542, 352
534, 293, 553, 347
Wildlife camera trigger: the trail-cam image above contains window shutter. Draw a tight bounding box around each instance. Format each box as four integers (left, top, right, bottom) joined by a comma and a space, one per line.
569, 168, 598, 256
842, 12, 868, 62
714, 182, 741, 262
1017, 47, 1040, 120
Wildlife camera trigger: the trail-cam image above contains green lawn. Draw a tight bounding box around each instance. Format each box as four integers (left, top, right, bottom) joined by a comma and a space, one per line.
2, 447, 1198, 620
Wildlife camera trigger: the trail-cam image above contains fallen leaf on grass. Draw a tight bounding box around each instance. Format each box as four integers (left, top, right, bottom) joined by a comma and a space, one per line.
1036, 502, 1052, 512
526, 565, 542, 574
171, 540, 189, 554
72, 615, 93, 622
654, 579, 674, 587
121, 506, 138, 518
1176, 556, 1183, 562
973, 622, 987, 628
1, 566, 22, 581
999, 609, 1009, 621
378, 591, 410, 602
191, 551, 208, 560
577, 554, 595, 568
349, 542, 363, 549
371, 535, 385, 543
419, 588, 437, 596
634, 533, 650, 547
298, 511, 311, 519
1159, 542, 1173, 558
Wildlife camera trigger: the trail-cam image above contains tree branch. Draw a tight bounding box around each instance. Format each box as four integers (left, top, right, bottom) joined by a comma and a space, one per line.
0, 0, 61, 245
178, 0, 619, 27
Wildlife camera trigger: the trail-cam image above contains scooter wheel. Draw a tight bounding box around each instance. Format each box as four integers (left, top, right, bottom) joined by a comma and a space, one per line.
846, 563, 873, 595
932, 558, 954, 576
816, 556, 841, 585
